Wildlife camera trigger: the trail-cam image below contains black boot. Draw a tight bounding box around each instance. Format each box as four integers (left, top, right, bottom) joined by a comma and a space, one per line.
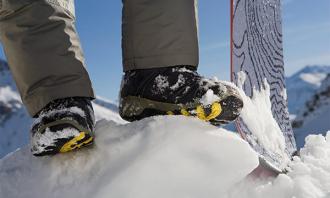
119, 66, 243, 125
30, 97, 95, 156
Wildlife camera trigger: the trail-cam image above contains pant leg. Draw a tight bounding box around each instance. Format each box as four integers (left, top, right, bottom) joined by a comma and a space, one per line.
122, 0, 199, 71
0, 0, 95, 117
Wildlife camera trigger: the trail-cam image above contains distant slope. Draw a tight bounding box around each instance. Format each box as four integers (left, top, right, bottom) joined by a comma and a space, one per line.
292, 74, 330, 148
286, 65, 330, 116
92, 97, 126, 124
0, 59, 125, 158
0, 60, 31, 158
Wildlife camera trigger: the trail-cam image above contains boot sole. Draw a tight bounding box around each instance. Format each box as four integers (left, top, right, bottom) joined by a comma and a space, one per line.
32, 132, 94, 157
120, 96, 243, 125
60, 132, 94, 153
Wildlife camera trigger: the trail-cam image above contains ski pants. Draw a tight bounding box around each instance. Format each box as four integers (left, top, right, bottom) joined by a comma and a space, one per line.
0, 0, 199, 117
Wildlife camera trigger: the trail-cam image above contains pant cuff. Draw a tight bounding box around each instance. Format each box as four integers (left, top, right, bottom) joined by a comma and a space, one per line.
123, 54, 198, 71
24, 82, 95, 117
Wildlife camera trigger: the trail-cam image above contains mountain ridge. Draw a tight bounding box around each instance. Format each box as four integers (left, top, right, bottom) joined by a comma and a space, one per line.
286, 65, 330, 115
292, 73, 330, 148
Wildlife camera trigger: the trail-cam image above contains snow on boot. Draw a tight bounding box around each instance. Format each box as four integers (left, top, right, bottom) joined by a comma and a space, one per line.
119, 66, 243, 125
30, 97, 95, 156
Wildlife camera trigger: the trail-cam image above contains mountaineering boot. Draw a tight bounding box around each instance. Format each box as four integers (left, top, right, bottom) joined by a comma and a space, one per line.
30, 97, 95, 156
119, 66, 244, 125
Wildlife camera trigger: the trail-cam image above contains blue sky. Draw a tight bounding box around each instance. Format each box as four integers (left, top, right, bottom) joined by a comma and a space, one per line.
0, 0, 329, 101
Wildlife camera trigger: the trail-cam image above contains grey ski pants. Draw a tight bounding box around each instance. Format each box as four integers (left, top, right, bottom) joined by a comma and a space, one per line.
0, 0, 199, 117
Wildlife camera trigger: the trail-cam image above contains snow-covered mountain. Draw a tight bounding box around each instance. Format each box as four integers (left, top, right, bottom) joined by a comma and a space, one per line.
292, 74, 330, 148
0, 59, 31, 159
286, 65, 330, 116
0, 59, 125, 158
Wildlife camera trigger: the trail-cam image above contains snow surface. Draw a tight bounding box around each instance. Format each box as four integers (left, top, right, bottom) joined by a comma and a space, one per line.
0, 116, 259, 198
1, 117, 330, 198
228, 132, 330, 198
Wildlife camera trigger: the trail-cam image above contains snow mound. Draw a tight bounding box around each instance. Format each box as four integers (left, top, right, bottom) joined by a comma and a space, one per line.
227, 132, 330, 198
0, 116, 258, 198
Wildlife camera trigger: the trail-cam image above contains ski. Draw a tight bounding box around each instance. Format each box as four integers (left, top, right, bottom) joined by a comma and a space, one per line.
230, 0, 297, 173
